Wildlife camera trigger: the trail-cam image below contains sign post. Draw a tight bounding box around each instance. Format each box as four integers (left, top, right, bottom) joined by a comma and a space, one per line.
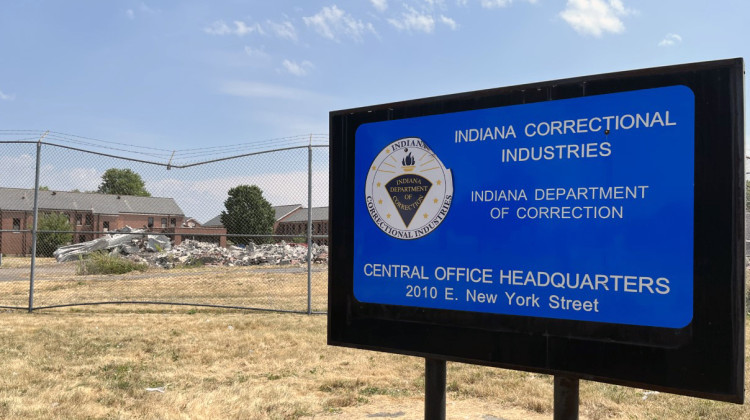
424, 359, 446, 420
329, 59, 745, 417
554, 376, 579, 420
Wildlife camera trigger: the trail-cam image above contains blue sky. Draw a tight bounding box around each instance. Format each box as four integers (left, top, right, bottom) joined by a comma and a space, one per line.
1, 1, 746, 149
0, 1, 747, 221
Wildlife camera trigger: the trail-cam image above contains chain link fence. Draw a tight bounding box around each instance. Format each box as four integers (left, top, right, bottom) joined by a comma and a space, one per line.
0, 139, 329, 313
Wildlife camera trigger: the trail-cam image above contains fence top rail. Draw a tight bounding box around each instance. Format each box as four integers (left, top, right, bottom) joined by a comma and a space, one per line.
0, 141, 329, 168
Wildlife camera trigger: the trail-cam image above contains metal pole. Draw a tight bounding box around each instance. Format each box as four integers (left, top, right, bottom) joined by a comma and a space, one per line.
424, 358, 446, 420
29, 131, 48, 313
554, 376, 580, 420
306, 134, 313, 315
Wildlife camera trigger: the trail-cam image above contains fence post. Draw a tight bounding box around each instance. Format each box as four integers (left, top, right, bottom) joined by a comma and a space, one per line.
307, 135, 313, 315
29, 132, 47, 313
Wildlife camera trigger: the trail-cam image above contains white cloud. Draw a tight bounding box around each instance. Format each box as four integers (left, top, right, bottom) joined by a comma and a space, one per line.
266, 20, 297, 41
0, 89, 15, 101
244, 46, 270, 60
125, 3, 157, 19
0, 154, 35, 188
371, 0, 388, 12
61, 168, 101, 192
481, 0, 512, 7
658, 33, 682, 47
281, 59, 314, 77
388, 5, 435, 33
0, 154, 101, 192
480, 0, 537, 8
234, 21, 262, 36
303, 5, 376, 42
559, 0, 632, 37
204, 20, 263, 36
204, 21, 232, 35
440, 15, 458, 30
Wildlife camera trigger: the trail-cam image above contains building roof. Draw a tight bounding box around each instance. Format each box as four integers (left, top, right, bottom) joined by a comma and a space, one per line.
203, 204, 303, 227
274, 204, 303, 221
203, 214, 223, 227
0, 188, 184, 216
280, 206, 328, 223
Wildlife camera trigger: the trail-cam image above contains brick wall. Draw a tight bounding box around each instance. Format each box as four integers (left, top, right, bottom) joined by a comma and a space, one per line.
0, 211, 186, 256
0, 210, 31, 255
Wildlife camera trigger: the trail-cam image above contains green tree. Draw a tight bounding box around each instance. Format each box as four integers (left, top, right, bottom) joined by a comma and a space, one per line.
37, 213, 72, 257
220, 185, 275, 245
97, 168, 150, 197
746, 180, 750, 211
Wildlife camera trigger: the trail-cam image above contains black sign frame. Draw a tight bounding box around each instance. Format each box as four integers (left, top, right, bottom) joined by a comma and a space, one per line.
328, 58, 745, 403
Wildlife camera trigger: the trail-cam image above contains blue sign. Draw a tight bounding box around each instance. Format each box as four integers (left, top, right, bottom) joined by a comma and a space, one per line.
353, 85, 694, 328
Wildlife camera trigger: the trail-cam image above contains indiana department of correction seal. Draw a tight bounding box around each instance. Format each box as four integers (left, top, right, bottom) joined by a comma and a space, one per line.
365, 137, 453, 240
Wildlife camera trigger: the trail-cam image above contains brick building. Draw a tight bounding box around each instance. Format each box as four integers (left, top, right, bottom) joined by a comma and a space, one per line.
172, 216, 227, 248
203, 204, 329, 246
0, 188, 186, 256
274, 206, 329, 245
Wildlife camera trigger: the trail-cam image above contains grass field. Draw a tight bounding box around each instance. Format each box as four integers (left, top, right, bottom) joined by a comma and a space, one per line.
0, 257, 327, 312
0, 308, 747, 419
0, 259, 747, 419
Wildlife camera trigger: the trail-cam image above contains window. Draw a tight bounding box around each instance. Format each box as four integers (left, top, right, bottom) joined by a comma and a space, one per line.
75, 214, 82, 226
12, 218, 21, 230
85, 214, 93, 225
147, 217, 154, 228
103, 221, 110, 232
170, 218, 176, 228
161, 218, 167, 228
78, 235, 86, 243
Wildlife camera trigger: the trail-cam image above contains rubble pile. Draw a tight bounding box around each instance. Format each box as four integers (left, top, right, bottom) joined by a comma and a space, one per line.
54, 226, 328, 268
53, 226, 160, 262
138, 239, 328, 269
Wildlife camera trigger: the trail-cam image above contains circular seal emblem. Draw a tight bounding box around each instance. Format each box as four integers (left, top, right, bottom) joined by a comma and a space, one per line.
365, 137, 453, 240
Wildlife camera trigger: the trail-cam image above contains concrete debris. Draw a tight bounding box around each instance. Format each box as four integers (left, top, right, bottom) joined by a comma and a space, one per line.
54, 226, 146, 262
54, 226, 329, 268
138, 239, 329, 269
146, 235, 172, 253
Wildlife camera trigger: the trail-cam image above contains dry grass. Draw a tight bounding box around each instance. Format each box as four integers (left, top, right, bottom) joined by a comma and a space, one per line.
0, 260, 327, 312
0, 256, 59, 268
0, 260, 747, 419
0, 307, 747, 419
